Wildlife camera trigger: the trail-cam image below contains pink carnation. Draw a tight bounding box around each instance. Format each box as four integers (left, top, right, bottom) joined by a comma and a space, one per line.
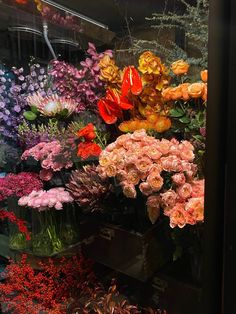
0, 172, 43, 201
18, 187, 73, 211
22, 141, 73, 172
39, 169, 54, 181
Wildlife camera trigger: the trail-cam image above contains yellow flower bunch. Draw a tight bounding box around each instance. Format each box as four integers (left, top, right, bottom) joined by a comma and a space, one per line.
138, 51, 167, 76
99, 55, 121, 84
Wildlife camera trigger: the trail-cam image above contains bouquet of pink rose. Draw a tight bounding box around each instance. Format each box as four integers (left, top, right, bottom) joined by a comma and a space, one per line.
98, 129, 204, 227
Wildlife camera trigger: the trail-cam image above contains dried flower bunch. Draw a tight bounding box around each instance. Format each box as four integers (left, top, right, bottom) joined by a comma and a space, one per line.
66, 165, 111, 212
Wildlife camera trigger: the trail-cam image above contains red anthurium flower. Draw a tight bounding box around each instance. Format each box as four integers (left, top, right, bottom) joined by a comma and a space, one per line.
15, 0, 28, 4
98, 89, 133, 124
98, 98, 122, 124
77, 142, 102, 160
106, 89, 133, 110
77, 123, 96, 141
121, 66, 142, 97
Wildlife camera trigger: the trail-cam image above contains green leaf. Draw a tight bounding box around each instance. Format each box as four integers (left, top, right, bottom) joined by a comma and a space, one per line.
58, 108, 69, 118
23, 111, 37, 121
198, 150, 205, 156
30, 106, 39, 114
179, 116, 190, 124
193, 135, 204, 141
170, 108, 184, 118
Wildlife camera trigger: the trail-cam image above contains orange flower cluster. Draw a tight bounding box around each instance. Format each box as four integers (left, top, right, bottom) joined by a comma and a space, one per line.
171, 59, 190, 75
99, 55, 121, 84
15, 0, 28, 4
119, 113, 171, 133
77, 123, 102, 159
138, 51, 169, 77
162, 81, 207, 102
98, 51, 207, 134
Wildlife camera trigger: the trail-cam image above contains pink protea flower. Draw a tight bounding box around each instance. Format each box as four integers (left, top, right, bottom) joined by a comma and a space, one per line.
27, 92, 78, 117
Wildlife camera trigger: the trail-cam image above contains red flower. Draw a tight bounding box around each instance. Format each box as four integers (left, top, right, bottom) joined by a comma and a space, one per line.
121, 66, 142, 97
77, 142, 102, 160
98, 89, 133, 124
15, 0, 28, 4
77, 123, 96, 141
0, 210, 31, 241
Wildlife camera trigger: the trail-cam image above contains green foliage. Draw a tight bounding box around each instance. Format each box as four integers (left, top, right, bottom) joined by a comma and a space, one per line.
23, 111, 37, 121
124, 0, 209, 67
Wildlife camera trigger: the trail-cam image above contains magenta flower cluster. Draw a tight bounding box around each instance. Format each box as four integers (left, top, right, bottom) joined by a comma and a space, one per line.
18, 187, 73, 211
21, 141, 73, 172
0, 172, 43, 202
49, 43, 113, 112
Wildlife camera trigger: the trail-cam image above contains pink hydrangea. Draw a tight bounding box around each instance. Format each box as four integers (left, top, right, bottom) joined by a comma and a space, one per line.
21, 141, 73, 172
18, 187, 73, 211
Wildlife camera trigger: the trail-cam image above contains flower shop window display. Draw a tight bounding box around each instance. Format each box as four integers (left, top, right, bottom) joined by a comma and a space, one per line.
93, 51, 206, 281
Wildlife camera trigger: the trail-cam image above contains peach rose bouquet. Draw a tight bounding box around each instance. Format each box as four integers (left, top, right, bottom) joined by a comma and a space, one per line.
98, 130, 204, 227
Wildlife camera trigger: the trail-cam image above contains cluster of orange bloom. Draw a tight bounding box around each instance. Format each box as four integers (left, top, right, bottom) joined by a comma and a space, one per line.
98, 51, 207, 134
